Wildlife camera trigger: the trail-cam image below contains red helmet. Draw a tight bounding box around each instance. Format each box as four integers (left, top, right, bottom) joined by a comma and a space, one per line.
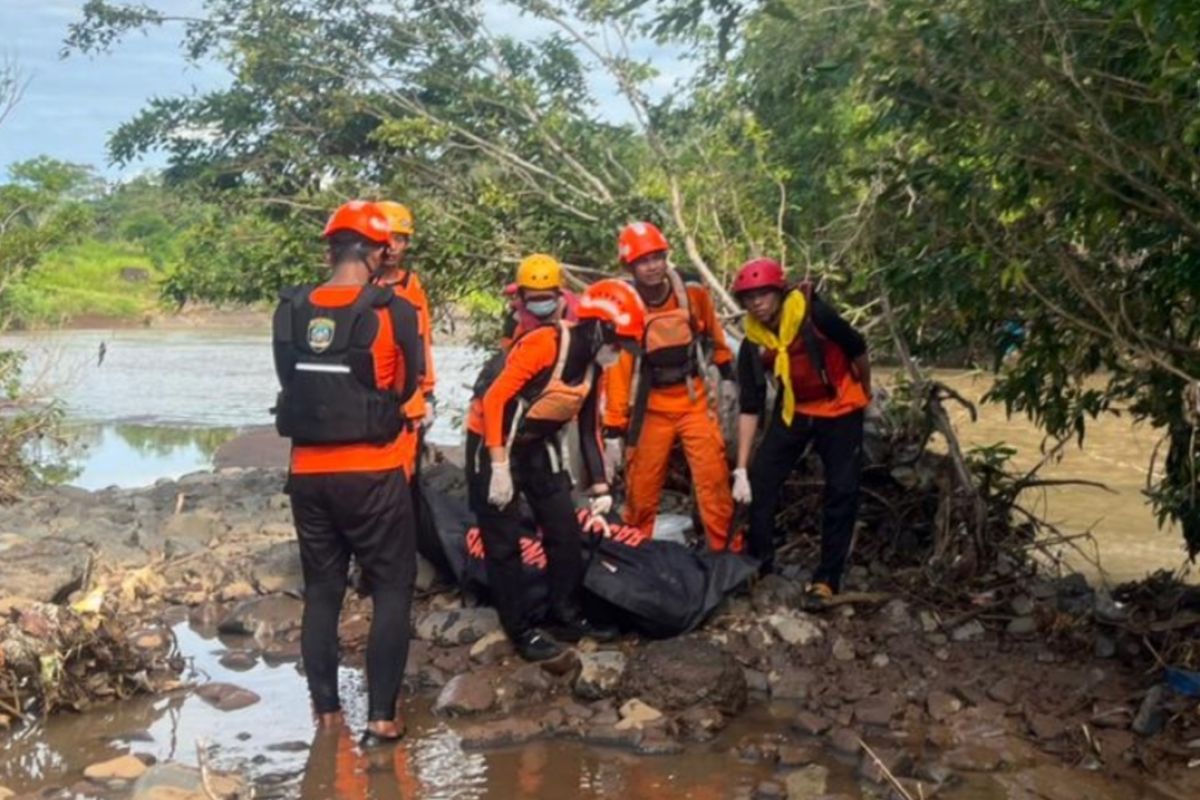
732, 257, 787, 299
577, 279, 646, 342
618, 221, 669, 266
322, 201, 392, 244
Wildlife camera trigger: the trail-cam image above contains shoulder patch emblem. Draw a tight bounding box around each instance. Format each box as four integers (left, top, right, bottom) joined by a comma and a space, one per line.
307, 317, 336, 353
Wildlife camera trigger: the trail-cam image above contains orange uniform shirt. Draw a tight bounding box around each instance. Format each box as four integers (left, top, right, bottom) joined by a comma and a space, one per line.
466, 326, 561, 448
381, 270, 435, 419
602, 282, 733, 431
289, 285, 408, 475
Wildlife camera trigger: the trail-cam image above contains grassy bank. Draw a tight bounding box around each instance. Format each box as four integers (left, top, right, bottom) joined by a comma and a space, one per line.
3, 240, 164, 328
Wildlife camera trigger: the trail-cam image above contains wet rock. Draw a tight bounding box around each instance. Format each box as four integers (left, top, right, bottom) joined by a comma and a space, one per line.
435, 673, 496, 715
926, 690, 962, 722
129, 626, 171, 654
854, 695, 898, 727
581, 722, 642, 749
778, 744, 819, 767
987, 676, 1018, 706
573, 651, 626, 700
618, 638, 746, 714
616, 698, 664, 730
784, 764, 828, 798
994, 764, 1137, 800
880, 599, 916, 633
0, 538, 90, 602
217, 594, 303, 638
678, 705, 725, 741
870, 654, 891, 669
217, 580, 256, 603
132, 762, 245, 800
636, 731, 684, 756
1132, 686, 1166, 736
265, 741, 310, 753
468, 631, 511, 664
1094, 634, 1117, 660
1026, 712, 1067, 740
416, 608, 501, 646
888, 780, 939, 800
950, 620, 985, 643
459, 718, 541, 749
917, 610, 939, 633
249, 541, 303, 595
793, 711, 832, 736
831, 636, 856, 662
84, 755, 148, 783
744, 668, 770, 693
510, 663, 552, 696
752, 574, 805, 611
943, 745, 1004, 772
1007, 616, 1037, 637
218, 651, 258, 671
765, 610, 824, 647
827, 727, 862, 756
769, 667, 815, 701
195, 683, 261, 712
753, 780, 785, 799
859, 746, 912, 785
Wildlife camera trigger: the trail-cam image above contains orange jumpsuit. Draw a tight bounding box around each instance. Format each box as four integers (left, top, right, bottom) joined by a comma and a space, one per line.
602, 273, 737, 550
381, 270, 436, 479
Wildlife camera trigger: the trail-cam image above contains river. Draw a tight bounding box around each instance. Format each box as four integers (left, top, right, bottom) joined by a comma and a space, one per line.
0, 327, 1192, 799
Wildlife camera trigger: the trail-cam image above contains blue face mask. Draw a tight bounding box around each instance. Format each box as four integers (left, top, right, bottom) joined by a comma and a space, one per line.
525, 298, 559, 319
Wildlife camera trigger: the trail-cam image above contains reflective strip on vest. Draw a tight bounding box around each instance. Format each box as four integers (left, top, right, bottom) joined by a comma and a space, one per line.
296, 363, 353, 374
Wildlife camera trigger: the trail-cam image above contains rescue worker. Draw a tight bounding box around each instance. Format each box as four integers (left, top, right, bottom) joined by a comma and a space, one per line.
501, 281, 580, 351
730, 258, 871, 610
602, 221, 739, 551
375, 201, 436, 480
272, 200, 422, 743
466, 260, 646, 661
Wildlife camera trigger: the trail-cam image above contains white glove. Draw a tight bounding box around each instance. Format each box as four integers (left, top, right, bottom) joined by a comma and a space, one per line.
488, 460, 514, 508
589, 493, 614, 517
604, 437, 624, 483
422, 396, 436, 429
731, 467, 752, 505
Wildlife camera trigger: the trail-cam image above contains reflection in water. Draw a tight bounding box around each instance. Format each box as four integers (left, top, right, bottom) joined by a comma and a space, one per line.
30, 424, 240, 491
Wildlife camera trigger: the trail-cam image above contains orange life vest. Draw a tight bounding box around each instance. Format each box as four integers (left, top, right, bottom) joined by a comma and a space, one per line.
519, 322, 593, 427
639, 270, 703, 389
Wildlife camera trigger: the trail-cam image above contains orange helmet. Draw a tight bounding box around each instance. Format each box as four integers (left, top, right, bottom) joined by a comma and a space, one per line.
578, 279, 646, 342
376, 201, 414, 236
322, 200, 392, 244
617, 221, 669, 266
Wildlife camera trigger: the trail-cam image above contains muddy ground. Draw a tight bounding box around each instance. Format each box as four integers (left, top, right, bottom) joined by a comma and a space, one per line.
2, 460, 1199, 800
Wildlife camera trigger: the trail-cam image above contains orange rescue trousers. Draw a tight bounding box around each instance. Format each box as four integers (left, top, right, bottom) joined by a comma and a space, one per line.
622, 405, 740, 551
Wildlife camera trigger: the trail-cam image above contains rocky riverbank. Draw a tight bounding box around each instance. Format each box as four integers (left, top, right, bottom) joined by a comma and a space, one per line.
2, 463, 1199, 799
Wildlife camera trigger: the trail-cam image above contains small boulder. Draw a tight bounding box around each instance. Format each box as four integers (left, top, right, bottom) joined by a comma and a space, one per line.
574, 651, 627, 701
0, 537, 90, 603
615, 698, 664, 730
468, 630, 510, 663
435, 673, 496, 716
249, 541, 303, 595
617, 637, 746, 714
987, 677, 1018, 706
769, 667, 815, 701
793, 711, 832, 736
831, 636, 856, 662
784, 764, 829, 798
854, 695, 898, 727
1132, 686, 1165, 736
217, 594, 303, 638
132, 762, 244, 800
926, 690, 962, 722
195, 683, 261, 712
459, 718, 541, 749
415, 608, 501, 646
765, 610, 824, 647
84, 755, 148, 783
1006, 616, 1037, 637
828, 727, 862, 756
950, 620, 986, 643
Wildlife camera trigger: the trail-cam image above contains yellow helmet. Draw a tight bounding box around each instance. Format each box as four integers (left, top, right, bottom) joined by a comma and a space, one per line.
376, 201, 414, 236
516, 253, 562, 290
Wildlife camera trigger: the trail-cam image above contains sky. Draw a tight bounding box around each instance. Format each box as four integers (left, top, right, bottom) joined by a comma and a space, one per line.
0, 1, 688, 181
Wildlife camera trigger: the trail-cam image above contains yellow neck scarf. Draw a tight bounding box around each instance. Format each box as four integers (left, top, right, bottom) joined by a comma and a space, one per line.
743, 290, 808, 424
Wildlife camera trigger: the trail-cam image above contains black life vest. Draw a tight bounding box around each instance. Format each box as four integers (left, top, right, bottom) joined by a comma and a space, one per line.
272, 284, 405, 446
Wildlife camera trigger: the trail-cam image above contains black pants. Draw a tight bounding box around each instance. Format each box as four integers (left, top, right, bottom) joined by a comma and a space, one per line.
465, 431, 583, 639
287, 469, 416, 721
747, 410, 863, 587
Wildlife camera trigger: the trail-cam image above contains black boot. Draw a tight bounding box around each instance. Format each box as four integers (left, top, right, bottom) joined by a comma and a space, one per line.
514, 628, 565, 662
548, 612, 619, 644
